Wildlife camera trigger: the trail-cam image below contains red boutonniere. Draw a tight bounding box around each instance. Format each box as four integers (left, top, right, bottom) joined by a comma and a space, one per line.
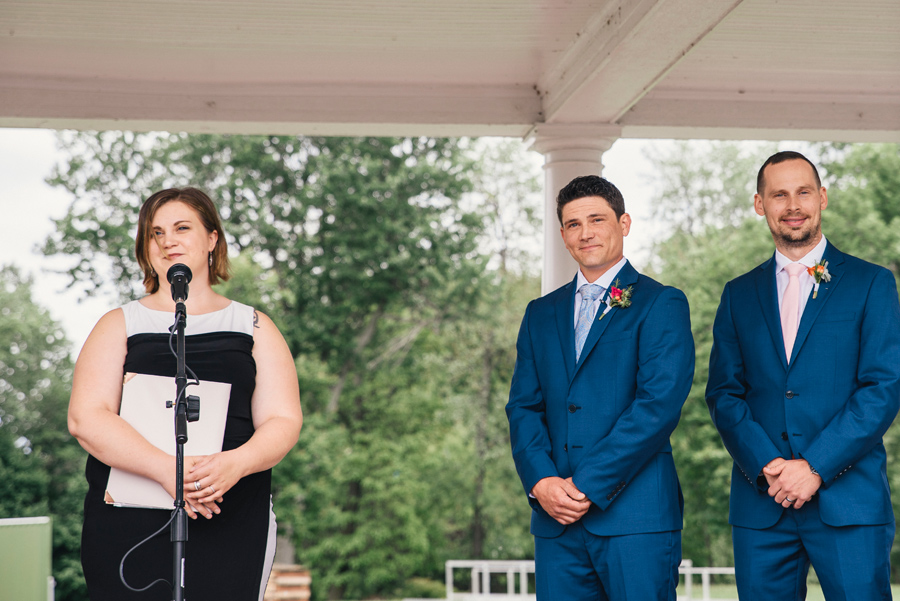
807, 260, 831, 299
599, 279, 633, 321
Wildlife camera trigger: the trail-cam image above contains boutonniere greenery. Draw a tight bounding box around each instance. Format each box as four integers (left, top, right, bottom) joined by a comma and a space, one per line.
599, 279, 633, 321
807, 260, 831, 299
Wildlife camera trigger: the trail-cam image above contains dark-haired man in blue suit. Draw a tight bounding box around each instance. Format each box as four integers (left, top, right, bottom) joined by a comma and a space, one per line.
506, 175, 694, 600
707, 151, 900, 600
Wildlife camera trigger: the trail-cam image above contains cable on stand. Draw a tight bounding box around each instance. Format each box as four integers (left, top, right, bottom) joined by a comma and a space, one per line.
165, 264, 200, 601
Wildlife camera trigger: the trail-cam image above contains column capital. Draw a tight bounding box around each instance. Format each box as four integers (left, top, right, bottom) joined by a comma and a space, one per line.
526, 123, 622, 158
529, 123, 621, 295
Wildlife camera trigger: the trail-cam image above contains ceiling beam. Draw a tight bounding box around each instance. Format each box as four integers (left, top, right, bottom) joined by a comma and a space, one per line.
540, 0, 744, 124
0, 75, 541, 137
620, 89, 900, 142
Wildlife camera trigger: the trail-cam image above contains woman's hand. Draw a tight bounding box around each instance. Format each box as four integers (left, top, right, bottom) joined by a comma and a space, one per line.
160, 456, 220, 520
185, 451, 243, 508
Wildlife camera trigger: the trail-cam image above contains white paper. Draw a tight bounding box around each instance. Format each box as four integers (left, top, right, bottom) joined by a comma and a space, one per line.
106, 372, 231, 510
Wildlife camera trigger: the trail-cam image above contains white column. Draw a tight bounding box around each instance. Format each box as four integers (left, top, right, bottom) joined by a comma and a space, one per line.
528, 124, 621, 295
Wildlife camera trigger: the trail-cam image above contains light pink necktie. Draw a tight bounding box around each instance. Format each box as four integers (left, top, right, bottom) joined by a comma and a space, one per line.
781, 262, 807, 362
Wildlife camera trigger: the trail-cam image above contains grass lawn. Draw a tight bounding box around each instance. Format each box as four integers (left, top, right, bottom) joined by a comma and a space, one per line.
679, 583, 900, 599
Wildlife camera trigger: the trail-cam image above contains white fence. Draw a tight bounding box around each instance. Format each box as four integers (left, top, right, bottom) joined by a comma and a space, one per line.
445, 560, 534, 600
679, 559, 736, 601
443, 559, 735, 601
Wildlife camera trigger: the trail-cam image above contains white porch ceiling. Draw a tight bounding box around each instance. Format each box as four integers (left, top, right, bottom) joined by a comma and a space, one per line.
1, 0, 898, 141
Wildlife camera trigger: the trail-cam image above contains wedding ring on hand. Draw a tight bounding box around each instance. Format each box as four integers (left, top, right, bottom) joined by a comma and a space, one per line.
194, 480, 202, 491
209, 485, 216, 494
785, 498, 795, 504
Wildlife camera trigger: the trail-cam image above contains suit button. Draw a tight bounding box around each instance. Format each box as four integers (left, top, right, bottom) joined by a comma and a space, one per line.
564, 444, 568, 452
781, 432, 789, 441
568, 404, 578, 413
785, 391, 794, 399
606, 493, 614, 501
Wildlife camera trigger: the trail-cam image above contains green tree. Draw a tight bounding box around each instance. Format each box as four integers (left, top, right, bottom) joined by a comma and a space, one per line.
0, 265, 86, 600
650, 221, 772, 567
644, 140, 776, 237
272, 138, 543, 599
45, 131, 900, 595
818, 143, 900, 273
43, 132, 500, 599
438, 274, 539, 565
642, 141, 776, 567
440, 138, 541, 562
380, 140, 544, 596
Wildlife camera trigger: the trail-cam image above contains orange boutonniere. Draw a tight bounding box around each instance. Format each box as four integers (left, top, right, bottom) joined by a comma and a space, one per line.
599, 279, 633, 321
807, 260, 831, 299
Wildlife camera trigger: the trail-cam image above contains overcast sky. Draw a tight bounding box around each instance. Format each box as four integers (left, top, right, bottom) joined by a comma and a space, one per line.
0, 128, 667, 357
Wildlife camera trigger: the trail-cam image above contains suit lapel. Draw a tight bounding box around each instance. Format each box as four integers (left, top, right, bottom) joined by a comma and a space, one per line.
790, 243, 845, 366
756, 255, 788, 372
573, 261, 639, 376
555, 275, 577, 381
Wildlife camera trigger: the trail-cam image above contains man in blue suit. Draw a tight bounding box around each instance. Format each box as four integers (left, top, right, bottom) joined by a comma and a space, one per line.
707, 151, 900, 599
506, 175, 694, 600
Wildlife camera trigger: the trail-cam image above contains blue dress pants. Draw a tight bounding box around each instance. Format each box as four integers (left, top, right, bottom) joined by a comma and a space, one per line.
534, 521, 680, 600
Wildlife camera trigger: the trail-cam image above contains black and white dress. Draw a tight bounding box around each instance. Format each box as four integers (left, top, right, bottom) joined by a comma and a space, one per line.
81, 300, 277, 601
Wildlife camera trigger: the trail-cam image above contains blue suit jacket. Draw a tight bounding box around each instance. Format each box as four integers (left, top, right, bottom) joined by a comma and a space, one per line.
506, 261, 695, 538
706, 242, 900, 529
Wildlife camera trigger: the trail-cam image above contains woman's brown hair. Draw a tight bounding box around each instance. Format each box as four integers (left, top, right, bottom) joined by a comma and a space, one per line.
135, 187, 231, 294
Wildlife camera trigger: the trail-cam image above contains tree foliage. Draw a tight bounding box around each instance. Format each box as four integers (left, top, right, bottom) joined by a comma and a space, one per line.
0, 266, 87, 600
643, 142, 776, 567
42, 132, 541, 599
37, 129, 900, 597
644, 140, 777, 237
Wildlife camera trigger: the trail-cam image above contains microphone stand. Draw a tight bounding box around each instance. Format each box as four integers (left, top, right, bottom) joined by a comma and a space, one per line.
169, 299, 189, 601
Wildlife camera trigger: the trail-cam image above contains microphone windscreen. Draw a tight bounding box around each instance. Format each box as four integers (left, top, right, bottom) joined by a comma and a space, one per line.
167, 264, 193, 285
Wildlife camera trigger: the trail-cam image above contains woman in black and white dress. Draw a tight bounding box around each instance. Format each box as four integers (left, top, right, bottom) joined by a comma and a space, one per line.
69, 187, 302, 600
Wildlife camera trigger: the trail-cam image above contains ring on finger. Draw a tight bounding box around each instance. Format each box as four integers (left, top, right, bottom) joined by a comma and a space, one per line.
785, 498, 795, 504
194, 480, 201, 491
209, 485, 216, 494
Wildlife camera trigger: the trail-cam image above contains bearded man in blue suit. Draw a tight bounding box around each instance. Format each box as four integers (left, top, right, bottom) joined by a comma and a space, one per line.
707, 151, 900, 600
506, 175, 694, 600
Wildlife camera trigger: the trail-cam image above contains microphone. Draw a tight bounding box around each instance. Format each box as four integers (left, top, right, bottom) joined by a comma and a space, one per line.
167, 264, 192, 303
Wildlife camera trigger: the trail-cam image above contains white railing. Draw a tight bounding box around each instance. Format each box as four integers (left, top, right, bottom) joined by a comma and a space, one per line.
443, 559, 735, 601
679, 559, 736, 601
445, 560, 534, 600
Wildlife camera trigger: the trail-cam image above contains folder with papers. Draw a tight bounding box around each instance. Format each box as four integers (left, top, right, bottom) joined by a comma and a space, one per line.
105, 372, 231, 509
